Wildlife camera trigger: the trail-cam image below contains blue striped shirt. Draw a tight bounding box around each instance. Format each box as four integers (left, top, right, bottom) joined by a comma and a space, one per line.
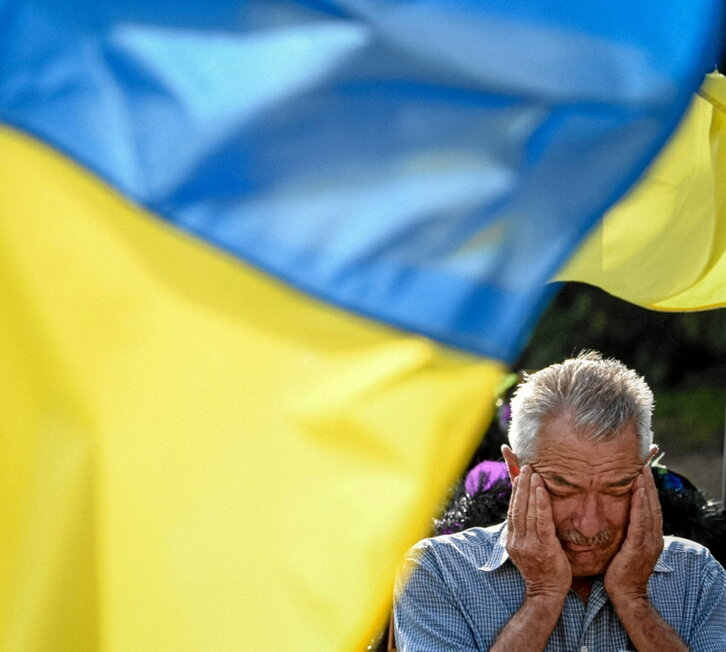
394, 522, 726, 651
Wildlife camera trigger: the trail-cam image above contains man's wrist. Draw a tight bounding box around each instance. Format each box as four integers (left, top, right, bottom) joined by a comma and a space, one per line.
524, 581, 569, 602
607, 588, 650, 611
523, 589, 568, 616
607, 593, 688, 652
609, 594, 662, 636
491, 591, 567, 651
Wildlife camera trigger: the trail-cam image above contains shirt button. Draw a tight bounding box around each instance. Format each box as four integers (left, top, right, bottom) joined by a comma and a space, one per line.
580, 647, 588, 652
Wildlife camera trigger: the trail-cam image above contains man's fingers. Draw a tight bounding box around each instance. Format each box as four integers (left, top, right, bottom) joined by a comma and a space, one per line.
506, 477, 518, 548
638, 476, 655, 532
507, 476, 518, 520
642, 464, 663, 532
627, 477, 646, 546
535, 485, 557, 543
525, 471, 539, 535
509, 465, 530, 533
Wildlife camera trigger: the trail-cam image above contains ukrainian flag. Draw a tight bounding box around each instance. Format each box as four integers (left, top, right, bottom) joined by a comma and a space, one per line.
0, 2, 721, 650
559, 71, 726, 309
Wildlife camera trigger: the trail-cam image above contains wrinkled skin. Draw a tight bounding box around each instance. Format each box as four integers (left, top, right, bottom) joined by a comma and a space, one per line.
503, 412, 660, 601
505, 464, 572, 599
603, 466, 664, 602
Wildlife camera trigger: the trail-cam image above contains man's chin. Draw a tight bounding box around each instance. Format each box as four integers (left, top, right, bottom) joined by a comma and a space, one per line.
566, 548, 612, 577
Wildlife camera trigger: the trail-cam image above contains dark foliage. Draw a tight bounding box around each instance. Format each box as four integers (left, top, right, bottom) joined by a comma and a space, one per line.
654, 468, 726, 566
518, 283, 726, 389
434, 478, 511, 535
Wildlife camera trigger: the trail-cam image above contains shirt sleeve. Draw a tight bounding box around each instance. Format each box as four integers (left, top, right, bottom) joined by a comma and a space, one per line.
687, 556, 726, 651
393, 541, 479, 651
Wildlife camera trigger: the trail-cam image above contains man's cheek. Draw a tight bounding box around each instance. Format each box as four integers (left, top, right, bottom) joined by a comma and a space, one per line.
548, 497, 573, 531
608, 497, 632, 530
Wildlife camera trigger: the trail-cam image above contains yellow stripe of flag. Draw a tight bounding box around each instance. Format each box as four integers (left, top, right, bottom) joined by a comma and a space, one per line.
557, 72, 726, 310
0, 127, 504, 651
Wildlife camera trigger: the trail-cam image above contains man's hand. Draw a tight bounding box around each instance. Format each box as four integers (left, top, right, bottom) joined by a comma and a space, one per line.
603, 464, 688, 651
507, 465, 571, 600
491, 465, 570, 651
604, 464, 664, 602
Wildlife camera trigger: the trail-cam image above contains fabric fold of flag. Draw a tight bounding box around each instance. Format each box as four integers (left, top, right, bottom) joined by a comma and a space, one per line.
1, 0, 720, 360
557, 72, 726, 310
0, 127, 505, 650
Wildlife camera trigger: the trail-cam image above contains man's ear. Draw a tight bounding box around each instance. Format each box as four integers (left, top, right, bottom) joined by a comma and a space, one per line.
645, 444, 659, 466
501, 445, 521, 482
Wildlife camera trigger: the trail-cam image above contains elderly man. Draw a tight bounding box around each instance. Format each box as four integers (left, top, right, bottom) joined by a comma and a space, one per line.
394, 352, 726, 650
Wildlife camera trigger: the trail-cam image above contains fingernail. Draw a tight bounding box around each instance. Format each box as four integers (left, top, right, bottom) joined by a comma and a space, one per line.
521, 465, 530, 475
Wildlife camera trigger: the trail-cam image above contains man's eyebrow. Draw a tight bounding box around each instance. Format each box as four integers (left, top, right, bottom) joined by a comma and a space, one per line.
545, 474, 581, 489
604, 475, 639, 488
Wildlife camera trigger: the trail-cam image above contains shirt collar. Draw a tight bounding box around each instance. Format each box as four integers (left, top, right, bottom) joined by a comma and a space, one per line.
654, 552, 674, 573
477, 522, 674, 573
477, 522, 510, 571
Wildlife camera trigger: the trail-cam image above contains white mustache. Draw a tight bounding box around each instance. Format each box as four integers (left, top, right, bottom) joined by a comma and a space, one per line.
558, 528, 615, 547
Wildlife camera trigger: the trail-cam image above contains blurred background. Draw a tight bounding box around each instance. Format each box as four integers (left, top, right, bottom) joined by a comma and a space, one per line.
515, 281, 725, 502
370, 280, 726, 651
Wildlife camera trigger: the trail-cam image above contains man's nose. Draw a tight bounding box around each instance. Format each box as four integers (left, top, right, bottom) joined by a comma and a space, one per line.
573, 492, 604, 538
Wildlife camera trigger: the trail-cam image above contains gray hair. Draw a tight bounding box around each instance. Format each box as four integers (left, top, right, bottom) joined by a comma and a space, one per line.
508, 351, 654, 461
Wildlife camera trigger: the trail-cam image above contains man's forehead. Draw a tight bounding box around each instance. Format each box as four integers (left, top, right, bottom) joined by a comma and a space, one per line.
530, 415, 644, 486
535, 413, 642, 456
539, 468, 640, 489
